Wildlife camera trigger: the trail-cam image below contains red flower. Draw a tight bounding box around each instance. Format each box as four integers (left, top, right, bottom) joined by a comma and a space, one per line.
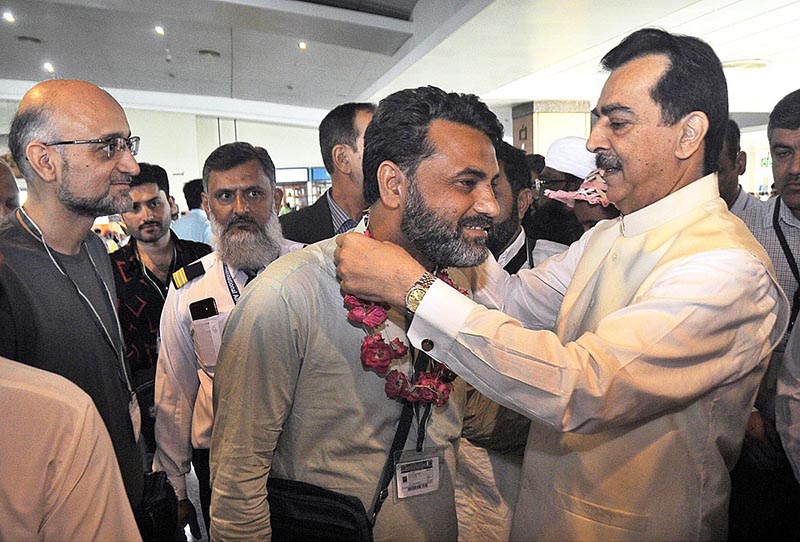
344, 294, 365, 310
385, 370, 409, 400
389, 337, 408, 357
362, 304, 388, 328
361, 334, 407, 374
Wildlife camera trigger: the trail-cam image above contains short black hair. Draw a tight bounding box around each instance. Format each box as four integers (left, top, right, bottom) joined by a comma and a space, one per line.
182, 178, 204, 210
722, 119, 741, 163
525, 154, 545, 176
496, 141, 531, 197
319, 102, 376, 174
363, 86, 503, 205
130, 162, 170, 197
601, 28, 728, 175
202, 142, 275, 192
768, 89, 800, 139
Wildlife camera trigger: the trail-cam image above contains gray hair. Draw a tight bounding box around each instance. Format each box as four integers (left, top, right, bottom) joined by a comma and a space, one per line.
8, 106, 57, 182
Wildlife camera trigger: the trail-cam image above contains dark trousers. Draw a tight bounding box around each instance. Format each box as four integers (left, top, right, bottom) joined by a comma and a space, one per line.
191, 448, 211, 532
728, 461, 800, 541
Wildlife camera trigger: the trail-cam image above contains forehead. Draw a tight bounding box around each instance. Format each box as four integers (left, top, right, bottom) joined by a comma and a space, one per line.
421, 119, 497, 172
207, 159, 270, 191
769, 127, 800, 148
596, 54, 669, 115
129, 183, 164, 201
55, 88, 131, 139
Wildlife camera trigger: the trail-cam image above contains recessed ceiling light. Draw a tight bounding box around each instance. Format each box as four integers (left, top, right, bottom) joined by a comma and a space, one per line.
3, 11, 15, 23
198, 49, 221, 58
722, 59, 769, 70
298, 41, 308, 51
43, 62, 54, 74
17, 35, 43, 44
155, 26, 165, 36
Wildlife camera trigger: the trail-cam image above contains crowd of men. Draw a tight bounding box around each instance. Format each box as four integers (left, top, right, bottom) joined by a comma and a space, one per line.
0, 25, 799, 542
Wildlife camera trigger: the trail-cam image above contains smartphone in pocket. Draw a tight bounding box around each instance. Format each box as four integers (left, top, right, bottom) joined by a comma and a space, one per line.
189, 297, 218, 321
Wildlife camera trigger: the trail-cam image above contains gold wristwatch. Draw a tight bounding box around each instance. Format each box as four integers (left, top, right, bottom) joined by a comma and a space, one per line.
404, 271, 436, 314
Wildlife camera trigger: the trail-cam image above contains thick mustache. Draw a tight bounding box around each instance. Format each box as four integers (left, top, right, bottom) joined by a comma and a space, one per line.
226, 215, 257, 229
596, 153, 622, 170
139, 221, 161, 230
111, 176, 132, 185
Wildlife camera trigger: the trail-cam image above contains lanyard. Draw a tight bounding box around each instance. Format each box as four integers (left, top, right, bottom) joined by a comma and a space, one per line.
222, 263, 247, 304
16, 207, 134, 395
135, 240, 176, 301
772, 197, 800, 331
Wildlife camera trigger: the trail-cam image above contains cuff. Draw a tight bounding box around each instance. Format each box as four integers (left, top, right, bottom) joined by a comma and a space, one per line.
408, 279, 475, 361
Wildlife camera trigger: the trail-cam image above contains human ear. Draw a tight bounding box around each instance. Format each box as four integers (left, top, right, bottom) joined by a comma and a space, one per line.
201, 191, 210, 215
273, 187, 284, 215
26, 142, 58, 183
675, 112, 709, 160
736, 150, 747, 176
333, 144, 352, 175
516, 188, 533, 219
376, 161, 405, 210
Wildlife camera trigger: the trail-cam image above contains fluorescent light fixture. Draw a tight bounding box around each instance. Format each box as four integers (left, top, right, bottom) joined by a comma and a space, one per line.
298, 41, 308, 50
722, 59, 770, 71
43, 62, 54, 73
155, 26, 165, 35
2, 11, 15, 22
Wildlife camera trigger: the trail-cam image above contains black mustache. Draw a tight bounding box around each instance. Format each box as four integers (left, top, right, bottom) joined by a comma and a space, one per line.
596, 153, 622, 170
139, 221, 161, 230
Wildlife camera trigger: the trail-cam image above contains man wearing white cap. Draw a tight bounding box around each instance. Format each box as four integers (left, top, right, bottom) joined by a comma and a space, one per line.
524, 136, 596, 265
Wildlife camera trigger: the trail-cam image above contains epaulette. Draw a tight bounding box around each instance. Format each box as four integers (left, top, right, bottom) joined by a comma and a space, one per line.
171, 261, 205, 289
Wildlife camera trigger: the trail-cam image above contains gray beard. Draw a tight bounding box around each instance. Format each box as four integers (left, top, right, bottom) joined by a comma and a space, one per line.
210, 211, 284, 270
400, 179, 491, 268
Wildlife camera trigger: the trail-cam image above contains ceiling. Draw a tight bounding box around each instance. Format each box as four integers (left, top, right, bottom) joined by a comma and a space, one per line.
1, 0, 799, 131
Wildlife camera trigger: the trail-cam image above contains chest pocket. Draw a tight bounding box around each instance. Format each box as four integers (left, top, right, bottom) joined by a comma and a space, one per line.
190, 312, 227, 376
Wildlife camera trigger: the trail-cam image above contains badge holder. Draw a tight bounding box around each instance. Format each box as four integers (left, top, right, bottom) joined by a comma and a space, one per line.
394, 448, 443, 499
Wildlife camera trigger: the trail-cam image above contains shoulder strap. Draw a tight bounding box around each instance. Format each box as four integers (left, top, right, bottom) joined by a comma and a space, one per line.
368, 401, 413, 525
171, 260, 205, 289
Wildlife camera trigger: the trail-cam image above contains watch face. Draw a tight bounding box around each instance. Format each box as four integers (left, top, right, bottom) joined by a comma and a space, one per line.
407, 286, 427, 312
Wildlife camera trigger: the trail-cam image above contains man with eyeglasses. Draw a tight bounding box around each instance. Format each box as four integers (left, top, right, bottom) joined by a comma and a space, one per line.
0, 80, 146, 531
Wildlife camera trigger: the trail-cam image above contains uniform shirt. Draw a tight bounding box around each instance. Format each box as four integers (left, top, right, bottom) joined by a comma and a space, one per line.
409, 174, 788, 540
152, 239, 300, 499
210, 236, 466, 542
0, 357, 141, 542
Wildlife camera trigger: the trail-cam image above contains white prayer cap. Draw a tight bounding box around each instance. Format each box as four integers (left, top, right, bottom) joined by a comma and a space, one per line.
544, 136, 596, 179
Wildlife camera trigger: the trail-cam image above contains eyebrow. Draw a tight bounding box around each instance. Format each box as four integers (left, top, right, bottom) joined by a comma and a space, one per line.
591, 103, 635, 118
453, 167, 491, 180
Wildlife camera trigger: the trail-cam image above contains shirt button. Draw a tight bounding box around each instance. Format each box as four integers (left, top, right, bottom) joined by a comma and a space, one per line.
421, 339, 434, 352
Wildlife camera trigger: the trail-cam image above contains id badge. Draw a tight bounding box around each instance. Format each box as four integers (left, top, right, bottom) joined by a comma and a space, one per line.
394, 449, 442, 499
129, 392, 141, 443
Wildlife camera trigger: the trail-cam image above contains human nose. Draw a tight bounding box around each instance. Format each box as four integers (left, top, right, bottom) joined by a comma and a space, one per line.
790, 152, 800, 176
474, 183, 499, 218
233, 192, 250, 214
586, 122, 606, 154
117, 150, 140, 176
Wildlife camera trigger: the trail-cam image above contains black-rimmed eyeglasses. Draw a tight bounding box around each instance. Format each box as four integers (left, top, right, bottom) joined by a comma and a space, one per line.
45, 136, 140, 160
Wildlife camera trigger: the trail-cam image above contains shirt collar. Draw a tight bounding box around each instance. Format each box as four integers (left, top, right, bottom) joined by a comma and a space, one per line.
326, 189, 357, 233
619, 173, 720, 237
496, 229, 526, 268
